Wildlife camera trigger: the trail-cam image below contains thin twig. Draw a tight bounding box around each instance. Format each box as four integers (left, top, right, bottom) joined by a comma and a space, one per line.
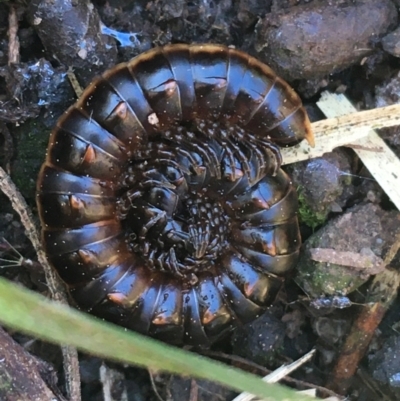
7, 5, 20, 65
232, 349, 324, 401
0, 168, 64, 300
100, 364, 112, 401
100, 363, 128, 401
149, 371, 166, 401
0, 166, 81, 401
62, 345, 81, 401
67, 67, 83, 98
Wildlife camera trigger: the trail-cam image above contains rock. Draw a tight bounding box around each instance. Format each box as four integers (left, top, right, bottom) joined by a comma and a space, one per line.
375, 71, 400, 158
0, 59, 74, 125
231, 310, 286, 366
97, 0, 237, 58
286, 149, 354, 228
0, 327, 62, 401
313, 316, 350, 345
236, 0, 272, 29
0, 58, 75, 199
166, 376, 236, 401
369, 335, 400, 400
295, 203, 400, 298
382, 26, 400, 57
254, 0, 397, 81
28, 0, 118, 87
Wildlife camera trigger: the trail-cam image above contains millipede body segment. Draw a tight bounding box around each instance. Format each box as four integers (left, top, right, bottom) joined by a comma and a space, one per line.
36, 44, 314, 346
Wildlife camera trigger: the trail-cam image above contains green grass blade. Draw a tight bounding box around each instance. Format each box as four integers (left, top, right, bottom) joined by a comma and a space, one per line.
0, 277, 312, 401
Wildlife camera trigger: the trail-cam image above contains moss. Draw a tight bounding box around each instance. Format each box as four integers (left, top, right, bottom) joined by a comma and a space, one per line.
11, 119, 49, 203
295, 223, 371, 297
0, 370, 13, 391
296, 260, 366, 297
297, 186, 327, 230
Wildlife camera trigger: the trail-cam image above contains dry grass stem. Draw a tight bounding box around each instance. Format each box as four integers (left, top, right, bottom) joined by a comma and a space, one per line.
283, 92, 400, 211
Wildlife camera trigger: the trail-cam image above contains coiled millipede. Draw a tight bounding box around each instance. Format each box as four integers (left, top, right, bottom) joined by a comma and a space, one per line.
36, 44, 314, 346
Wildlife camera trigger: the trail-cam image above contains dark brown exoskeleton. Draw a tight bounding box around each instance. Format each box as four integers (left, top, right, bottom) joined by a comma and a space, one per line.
36, 44, 314, 346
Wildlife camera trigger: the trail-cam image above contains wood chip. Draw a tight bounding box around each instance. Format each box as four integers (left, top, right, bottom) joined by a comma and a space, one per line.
309, 248, 385, 276
281, 92, 400, 211
281, 101, 400, 165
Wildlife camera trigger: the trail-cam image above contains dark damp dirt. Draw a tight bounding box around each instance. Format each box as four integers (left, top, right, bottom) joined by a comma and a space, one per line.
1, 0, 400, 400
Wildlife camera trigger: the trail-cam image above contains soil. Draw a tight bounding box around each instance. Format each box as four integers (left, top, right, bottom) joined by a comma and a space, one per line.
1, 0, 400, 400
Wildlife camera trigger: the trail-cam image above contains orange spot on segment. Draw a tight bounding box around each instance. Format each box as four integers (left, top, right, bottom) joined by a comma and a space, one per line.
78, 249, 94, 264
164, 79, 178, 96
83, 144, 96, 164
152, 313, 169, 325
114, 102, 128, 119
253, 197, 270, 210
243, 282, 255, 298
215, 78, 227, 89
234, 168, 244, 179
108, 292, 128, 305
69, 194, 84, 210
174, 176, 185, 186
263, 241, 277, 256
201, 308, 215, 325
